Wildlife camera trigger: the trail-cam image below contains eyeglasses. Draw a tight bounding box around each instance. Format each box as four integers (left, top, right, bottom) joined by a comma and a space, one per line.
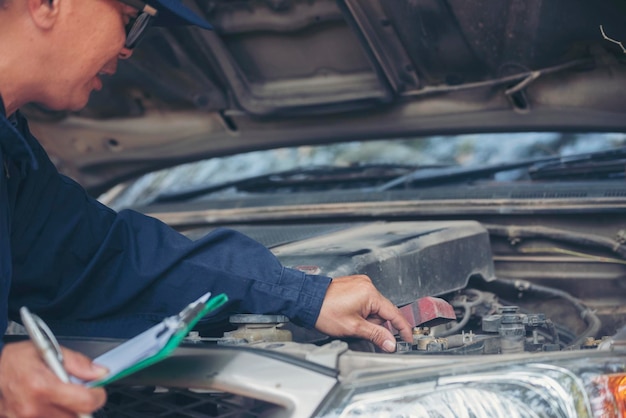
118, 0, 158, 49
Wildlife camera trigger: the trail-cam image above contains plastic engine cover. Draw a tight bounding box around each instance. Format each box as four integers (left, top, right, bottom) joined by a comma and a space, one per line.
271, 221, 495, 307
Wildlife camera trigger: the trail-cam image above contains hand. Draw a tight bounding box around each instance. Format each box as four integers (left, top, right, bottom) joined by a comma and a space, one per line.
0, 341, 107, 418
315, 275, 413, 352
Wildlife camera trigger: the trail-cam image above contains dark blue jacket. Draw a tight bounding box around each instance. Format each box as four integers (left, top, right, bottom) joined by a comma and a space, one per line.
0, 102, 331, 350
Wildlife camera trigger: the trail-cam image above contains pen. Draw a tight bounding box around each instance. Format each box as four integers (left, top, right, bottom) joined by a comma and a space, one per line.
20, 306, 94, 418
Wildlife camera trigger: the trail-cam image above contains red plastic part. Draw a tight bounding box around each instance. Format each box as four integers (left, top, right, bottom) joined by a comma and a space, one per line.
384, 296, 456, 335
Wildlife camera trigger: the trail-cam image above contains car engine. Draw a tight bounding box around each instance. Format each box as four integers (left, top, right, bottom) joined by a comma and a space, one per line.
181, 221, 606, 357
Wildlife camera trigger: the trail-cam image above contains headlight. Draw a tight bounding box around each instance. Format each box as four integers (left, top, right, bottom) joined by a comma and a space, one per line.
318, 352, 626, 418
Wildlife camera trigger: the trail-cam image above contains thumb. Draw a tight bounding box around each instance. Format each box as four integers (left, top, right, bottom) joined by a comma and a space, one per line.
61, 348, 108, 381
361, 321, 398, 353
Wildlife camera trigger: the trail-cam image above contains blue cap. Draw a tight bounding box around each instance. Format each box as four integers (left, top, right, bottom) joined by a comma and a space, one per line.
148, 0, 213, 30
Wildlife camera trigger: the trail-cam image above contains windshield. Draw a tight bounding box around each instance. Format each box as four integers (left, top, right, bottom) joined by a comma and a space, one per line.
100, 132, 626, 210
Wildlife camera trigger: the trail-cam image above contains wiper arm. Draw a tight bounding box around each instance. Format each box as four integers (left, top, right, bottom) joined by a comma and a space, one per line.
153, 147, 626, 203
153, 164, 429, 203
376, 156, 557, 191
377, 146, 626, 191
528, 147, 626, 181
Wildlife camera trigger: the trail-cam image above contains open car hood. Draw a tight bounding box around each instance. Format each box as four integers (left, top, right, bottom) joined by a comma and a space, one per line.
23, 0, 626, 195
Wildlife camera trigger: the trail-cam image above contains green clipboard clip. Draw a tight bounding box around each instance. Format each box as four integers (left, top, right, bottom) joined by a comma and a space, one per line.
82, 291, 228, 387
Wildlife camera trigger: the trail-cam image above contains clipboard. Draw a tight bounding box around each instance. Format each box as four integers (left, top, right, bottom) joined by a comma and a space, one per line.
80, 291, 228, 387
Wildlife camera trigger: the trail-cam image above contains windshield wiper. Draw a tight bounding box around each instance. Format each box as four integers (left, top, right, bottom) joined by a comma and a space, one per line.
377, 146, 626, 191
152, 147, 626, 204
153, 163, 444, 203
528, 147, 626, 181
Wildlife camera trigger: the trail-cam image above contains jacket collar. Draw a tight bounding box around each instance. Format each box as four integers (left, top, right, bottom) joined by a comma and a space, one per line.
0, 106, 39, 170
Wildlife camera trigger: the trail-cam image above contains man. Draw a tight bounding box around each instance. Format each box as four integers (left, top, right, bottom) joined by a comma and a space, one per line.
0, 0, 413, 416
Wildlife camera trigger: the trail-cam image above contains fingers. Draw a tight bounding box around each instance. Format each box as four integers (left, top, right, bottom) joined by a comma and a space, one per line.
361, 320, 399, 353
0, 393, 80, 418
315, 274, 413, 353
360, 291, 412, 352
50, 350, 108, 413
0, 341, 107, 418
62, 348, 108, 381
47, 380, 107, 415
375, 298, 414, 344
2, 390, 99, 418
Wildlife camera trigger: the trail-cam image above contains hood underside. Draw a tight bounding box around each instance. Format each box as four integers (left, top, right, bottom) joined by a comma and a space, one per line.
23, 0, 626, 195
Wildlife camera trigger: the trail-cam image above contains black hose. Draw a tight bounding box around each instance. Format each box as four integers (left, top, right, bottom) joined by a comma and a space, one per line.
485, 224, 626, 259
436, 289, 486, 338
436, 302, 472, 338
497, 278, 601, 349
543, 319, 561, 347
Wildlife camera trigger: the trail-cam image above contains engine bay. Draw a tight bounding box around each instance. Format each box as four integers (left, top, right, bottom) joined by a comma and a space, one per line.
51, 217, 626, 417
183, 220, 620, 357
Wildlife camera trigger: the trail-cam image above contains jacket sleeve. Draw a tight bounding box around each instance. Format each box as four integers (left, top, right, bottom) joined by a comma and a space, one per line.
8, 127, 331, 339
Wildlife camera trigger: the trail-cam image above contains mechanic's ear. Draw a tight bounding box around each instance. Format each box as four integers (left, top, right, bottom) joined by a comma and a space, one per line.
27, 0, 60, 29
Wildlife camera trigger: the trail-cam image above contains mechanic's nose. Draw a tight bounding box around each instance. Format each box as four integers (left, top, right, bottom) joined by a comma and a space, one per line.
119, 47, 133, 60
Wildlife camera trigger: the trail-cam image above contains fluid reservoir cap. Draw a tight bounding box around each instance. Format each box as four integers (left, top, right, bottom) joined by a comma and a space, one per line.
229, 314, 290, 324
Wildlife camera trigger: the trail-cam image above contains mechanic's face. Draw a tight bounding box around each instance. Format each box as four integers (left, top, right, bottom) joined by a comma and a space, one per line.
40, 0, 136, 111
